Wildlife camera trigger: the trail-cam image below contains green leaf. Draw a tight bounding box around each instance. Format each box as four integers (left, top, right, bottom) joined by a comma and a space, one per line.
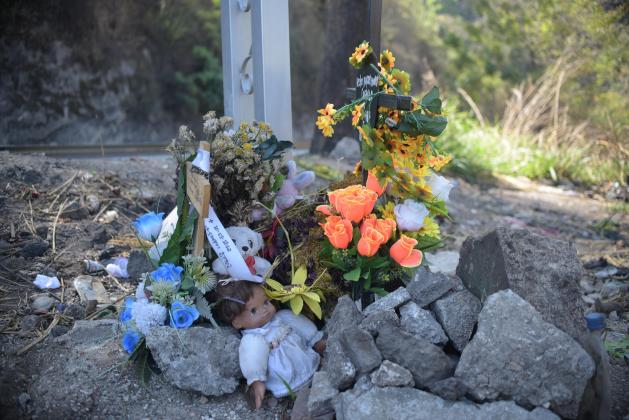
293, 266, 308, 285
420, 86, 442, 114
352, 227, 361, 246
398, 112, 448, 137
302, 295, 323, 319
369, 287, 388, 297
363, 273, 372, 290
271, 174, 286, 192
181, 275, 194, 291
290, 295, 304, 314
343, 267, 361, 282
321, 260, 348, 271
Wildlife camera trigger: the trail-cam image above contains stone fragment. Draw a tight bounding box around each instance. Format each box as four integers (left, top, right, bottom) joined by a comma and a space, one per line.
340, 326, 382, 374
325, 295, 363, 338
54, 319, 118, 349
322, 335, 356, 390
406, 267, 457, 307
456, 228, 587, 338
73, 275, 110, 304
376, 326, 452, 388
85, 223, 108, 244
126, 249, 154, 282
370, 360, 414, 387
455, 290, 594, 419
336, 387, 559, 420
61, 202, 89, 220
359, 308, 399, 336
399, 302, 448, 345
600, 280, 628, 299
428, 377, 469, 401
63, 304, 86, 320
425, 250, 460, 275
291, 386, 311, 420
332, 375, 374, 419
21, 315, 44, 332
31, 295, 56, 314
50, 325, 70, 337
146, 326, 241, 396
85, 194, 100, 213
362, 287, 410, 317
19, 237, 49, 257
431, 290, 481, 351
307, 371, 339, 417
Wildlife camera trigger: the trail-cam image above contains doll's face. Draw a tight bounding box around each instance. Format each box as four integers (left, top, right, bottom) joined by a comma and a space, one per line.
232, 285, 276, 330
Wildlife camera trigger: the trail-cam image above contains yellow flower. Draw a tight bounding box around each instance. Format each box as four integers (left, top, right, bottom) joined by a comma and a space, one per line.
264, 266, 324, 319
379, 49, 395, 71
351, 103, 365, 127
349, 42, 372, 68
316, 115, 335, 137
242, 143, 253, 151
429, 154, 452, 171
391, 69, 411, 94
318, 103, 337, 117
419, 216, 441, 238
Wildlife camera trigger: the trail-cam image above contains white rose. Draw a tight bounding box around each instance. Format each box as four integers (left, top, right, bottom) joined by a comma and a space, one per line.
428, 173, 455, 202
394, 199, 430, 231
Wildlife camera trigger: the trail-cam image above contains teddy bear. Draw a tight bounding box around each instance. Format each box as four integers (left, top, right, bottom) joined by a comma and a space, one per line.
272, 160, 315, 216
212, 226, 273, 278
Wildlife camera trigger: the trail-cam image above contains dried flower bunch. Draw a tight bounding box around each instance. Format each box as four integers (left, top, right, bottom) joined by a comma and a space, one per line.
205, 113, 286, 226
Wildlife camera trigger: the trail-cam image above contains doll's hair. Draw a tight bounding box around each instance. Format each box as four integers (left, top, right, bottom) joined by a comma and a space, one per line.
213, 281, 256, 324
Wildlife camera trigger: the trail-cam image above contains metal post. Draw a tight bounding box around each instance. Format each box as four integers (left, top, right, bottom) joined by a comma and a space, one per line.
221, 0, 255, 128
251, 0, 293, 141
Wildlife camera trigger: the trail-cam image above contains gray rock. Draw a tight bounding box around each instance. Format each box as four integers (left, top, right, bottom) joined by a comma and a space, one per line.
600, 280, 628, 299
127, 249, 154, 281
21, 314, 44, 332
85, 223, 108, 244
62, 304, 86, 320
376, 326, 452, 388
428, 377, 469, 401
399, 302, 448, 345
456, 228, 587, 338
431, 290, 481, 352
307, 371, 338, 417
362, 287, 410, 317
31, 295, 56, 314
332, 374, 374, 419
329, 136, 361, 163
54, 319, 118, 349
50, 325, 70, 337
60, 201, 89, 220
335, 387, 560, 420
322, 335, 356, 390
325, 295, 363, 338
291, 386, 311, 420
19, 237, 49, 257
455, 290, 594, 419
146, 326, 241, 396
406, 267, 458, 307
425, 250, 460, 275
340, 326, 382, 374
359, 308, 399, 336
370, 360, 414, 387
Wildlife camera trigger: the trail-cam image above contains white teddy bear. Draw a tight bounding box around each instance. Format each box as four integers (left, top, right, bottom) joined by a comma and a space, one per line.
211, 226, 273, 278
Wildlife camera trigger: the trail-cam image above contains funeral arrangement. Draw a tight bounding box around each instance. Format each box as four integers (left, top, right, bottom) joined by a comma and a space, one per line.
117, 43, 451, 405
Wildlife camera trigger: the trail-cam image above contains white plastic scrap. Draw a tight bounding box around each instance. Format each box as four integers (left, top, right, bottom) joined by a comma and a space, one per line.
106, 257, 129, 278
33, 274, 60, 289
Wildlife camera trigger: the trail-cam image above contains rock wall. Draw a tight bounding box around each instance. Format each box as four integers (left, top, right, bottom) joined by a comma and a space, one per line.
0, 0, 179, 146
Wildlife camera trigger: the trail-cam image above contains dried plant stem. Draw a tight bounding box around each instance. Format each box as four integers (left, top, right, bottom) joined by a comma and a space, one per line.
47, 172, 78, 212
51, 199, 69, 255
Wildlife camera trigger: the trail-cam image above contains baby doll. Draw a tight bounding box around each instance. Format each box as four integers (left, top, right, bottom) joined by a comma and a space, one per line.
215, 281, 326, 410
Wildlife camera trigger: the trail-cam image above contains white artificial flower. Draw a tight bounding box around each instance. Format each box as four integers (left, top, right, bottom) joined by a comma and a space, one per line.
428, 173, 455, 202
131, 300, 167, 335
394, 199, 430, 231
135, 280, 148, 303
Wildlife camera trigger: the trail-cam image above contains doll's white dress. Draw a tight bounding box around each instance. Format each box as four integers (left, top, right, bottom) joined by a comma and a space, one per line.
239, 309, 323, 397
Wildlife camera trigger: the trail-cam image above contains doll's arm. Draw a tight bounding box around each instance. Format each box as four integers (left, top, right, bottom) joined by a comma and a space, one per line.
239, 334, 270, 385
275, 309, 324, 348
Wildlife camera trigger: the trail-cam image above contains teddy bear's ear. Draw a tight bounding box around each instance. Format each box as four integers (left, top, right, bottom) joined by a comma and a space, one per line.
292, 171, 315, 190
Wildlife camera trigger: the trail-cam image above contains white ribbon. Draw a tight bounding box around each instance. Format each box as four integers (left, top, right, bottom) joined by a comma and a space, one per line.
204, 207, 263, 283
191, 148, 211, 173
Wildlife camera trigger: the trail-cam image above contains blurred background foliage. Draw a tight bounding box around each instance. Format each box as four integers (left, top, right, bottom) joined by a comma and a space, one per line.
163, 0, 627, 186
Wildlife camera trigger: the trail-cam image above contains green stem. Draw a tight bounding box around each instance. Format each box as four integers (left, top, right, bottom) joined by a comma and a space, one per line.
255, 202, 295, 280
134, 232, 159, 269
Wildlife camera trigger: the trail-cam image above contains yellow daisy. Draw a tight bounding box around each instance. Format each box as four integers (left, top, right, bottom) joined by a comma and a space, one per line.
379, 49, 395, 71
351, 103, 365, 127
349, 42, 372, 68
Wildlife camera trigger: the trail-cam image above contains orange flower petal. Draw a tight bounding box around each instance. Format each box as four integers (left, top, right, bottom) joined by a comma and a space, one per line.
366, 171, 387, 196
316, 205, 333, 216
397, 249, 423, 268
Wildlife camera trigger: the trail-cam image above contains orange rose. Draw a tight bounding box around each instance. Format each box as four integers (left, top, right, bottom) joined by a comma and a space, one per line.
366, 171, 388, 196
360, 216, 396, 243
316, 205, 333, 216
390, 234, 423, 267
320, 215, 353, 249
328, 185, 378, 224
357, 227, 385, 257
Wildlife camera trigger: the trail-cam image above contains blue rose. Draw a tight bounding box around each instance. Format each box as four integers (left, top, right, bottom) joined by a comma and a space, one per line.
119, 297, 135, 323
122, 329, 142, 354
133, 212, 165, 242
169, 301, 200, 329
151, 263, 184, 288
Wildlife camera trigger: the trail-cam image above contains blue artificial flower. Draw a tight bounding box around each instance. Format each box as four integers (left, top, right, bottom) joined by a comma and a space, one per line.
151, 263, 184, 288
133, 211, 165, 242
169, 301, 200, 329
122, 329, 142, 354
119, 297, 135, 323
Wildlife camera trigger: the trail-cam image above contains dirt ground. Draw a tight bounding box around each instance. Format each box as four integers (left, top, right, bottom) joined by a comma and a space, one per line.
0, 151, 627, 419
